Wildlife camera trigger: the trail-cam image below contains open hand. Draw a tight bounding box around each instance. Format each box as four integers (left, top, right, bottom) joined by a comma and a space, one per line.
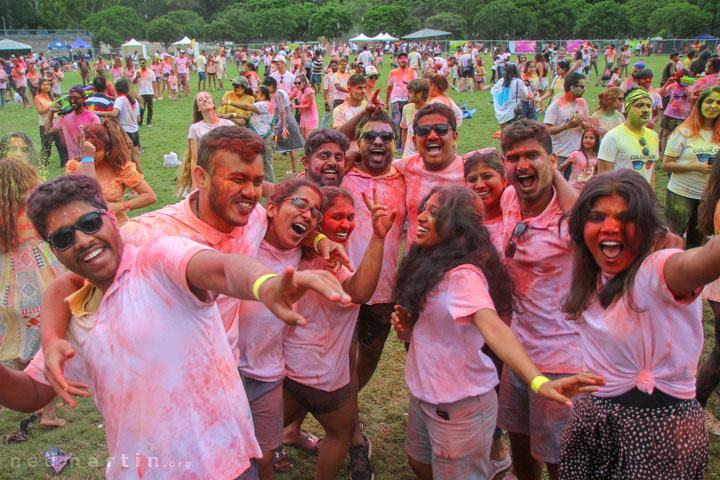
536, 372, 606, 407
391, 304, 413, 334
43, 339, 89, 407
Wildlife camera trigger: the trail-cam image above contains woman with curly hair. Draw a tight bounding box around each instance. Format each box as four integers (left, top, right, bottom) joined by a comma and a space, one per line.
64, 120, 156, 226
392, 184, 603, 479
0, 157, 66, 426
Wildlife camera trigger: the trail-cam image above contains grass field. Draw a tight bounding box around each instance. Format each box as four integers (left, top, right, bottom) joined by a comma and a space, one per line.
1, 53, 719, 479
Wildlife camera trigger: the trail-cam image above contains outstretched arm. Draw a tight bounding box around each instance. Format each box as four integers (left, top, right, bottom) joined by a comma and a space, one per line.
0, 364, 61, 412
665, 235, 720, 298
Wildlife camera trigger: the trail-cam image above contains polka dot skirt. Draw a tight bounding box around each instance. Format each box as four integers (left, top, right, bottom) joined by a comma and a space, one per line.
559, 395, 708, 480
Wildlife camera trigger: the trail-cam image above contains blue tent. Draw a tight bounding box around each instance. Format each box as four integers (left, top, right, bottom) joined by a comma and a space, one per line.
71, 38, 92, 49
47, 40, 70, 50
696, 32, 719, 40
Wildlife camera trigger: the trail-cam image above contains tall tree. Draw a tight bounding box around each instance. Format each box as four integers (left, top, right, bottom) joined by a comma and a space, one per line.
146, 17, 183, 49
473, 0, 537, 39
574, 1, 631, 38
649, 3, 705, 38
309, 4, 353, 40
84, 6, 146, 42
362, 4, 417, 36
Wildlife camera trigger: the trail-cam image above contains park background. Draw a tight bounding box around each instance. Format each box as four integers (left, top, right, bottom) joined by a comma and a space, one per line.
2, 18, 720, 480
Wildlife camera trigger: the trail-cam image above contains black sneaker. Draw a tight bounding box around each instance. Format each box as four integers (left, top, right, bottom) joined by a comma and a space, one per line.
349, 433, 374, 480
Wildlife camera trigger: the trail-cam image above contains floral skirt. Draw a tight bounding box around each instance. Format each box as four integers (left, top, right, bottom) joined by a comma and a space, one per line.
0, 239, 65, 362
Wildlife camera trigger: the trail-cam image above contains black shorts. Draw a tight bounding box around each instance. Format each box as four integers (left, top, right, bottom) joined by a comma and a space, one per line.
283, 377, 351, 415
354, 302, 394, 352
126, 130, 140, 147
661, 115, 684, 133
461, 67, 474, 78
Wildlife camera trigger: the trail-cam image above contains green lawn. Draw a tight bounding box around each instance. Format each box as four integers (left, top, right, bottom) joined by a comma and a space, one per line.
1, 53, 719, 479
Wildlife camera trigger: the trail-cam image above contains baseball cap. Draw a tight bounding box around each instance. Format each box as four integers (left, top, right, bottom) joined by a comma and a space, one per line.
273, 55, 285, 63
397, 51, 408, 58
634, 61, 646, 69
364, 65, 379, 76
231, 75, 250, 88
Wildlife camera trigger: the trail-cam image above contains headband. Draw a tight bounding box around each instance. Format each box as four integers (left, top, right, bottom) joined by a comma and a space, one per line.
624, 88, 651, 112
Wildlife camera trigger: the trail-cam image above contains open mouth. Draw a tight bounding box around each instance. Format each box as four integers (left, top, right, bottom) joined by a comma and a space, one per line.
82, 246, 105, 263
291, 222, 308, 235
333, 231, 348, 239
475, 190, 490, 197
600, 241, 623, 260
234, 198, 254, 213
417, 225, 429, 236
516, 173, 535, 189
322, 167, 338, 179
425, 142, 442, 154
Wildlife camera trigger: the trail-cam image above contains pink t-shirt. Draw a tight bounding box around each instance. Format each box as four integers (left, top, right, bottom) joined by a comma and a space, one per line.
387, 67, 418, 103
579, 249, 703, 399
567, 150, 598, 192
405, 265, 499, 404
26, 237, 262, 479
175, 56, 188, 74
53, 109, 101, 159
284, 255, 355, 391
342, 167, 407, 304
392, 154, 465, 250
663, 83, 691, 119
236, 239, 301, 382
691, 73, 720, 95
483, 216, 505, 257
111, 66, 123, 81
500, 186, 581, 373
121, 192, 267, 362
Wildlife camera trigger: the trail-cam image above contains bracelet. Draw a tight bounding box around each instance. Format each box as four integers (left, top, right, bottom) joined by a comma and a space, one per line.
313, 233, 327, 252
81, 157, 94, 163
233, 112, 237, 118
530, 375, 550, 393
252, 273, 279, 301
124, 201, 131, 211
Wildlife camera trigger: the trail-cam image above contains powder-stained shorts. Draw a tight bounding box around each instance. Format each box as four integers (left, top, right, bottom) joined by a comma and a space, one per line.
245, 378, 284, 452
406, 391, 497, 479
497, 367, 576, 464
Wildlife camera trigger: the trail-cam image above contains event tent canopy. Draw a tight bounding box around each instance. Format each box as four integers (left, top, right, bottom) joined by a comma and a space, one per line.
696, 32, 719, 40
121, 38, 146, 58
173, 36, 192, 46
401, 29, 452, 39
71, 38, 92, 49
349, 33, 372, 42
47, 40, 70, 50
371, 32, 398, 41
0, 39, 32, 58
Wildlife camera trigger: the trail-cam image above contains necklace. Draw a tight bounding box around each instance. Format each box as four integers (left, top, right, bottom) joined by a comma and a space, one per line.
195, 195, 200, 217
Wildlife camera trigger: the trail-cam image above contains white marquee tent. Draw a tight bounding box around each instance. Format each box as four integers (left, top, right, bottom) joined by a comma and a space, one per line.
121, 38, 146, 58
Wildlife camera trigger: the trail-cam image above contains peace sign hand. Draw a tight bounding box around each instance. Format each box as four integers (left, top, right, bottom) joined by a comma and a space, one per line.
362, 187, 397, 240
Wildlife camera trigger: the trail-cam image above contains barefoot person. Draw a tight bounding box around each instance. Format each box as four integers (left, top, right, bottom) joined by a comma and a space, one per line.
0, 174, 351, 479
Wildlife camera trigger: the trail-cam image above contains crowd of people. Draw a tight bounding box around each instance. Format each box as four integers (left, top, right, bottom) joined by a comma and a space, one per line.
1, 38, 720, 480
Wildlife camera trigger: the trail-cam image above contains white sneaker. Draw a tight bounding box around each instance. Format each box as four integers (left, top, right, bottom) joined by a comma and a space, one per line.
704, 409, 720, 436
488, 454, 512, 479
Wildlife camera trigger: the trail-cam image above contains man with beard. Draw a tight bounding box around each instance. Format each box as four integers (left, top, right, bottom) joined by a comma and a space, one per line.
1, 174, 351, 480
598, 87, 659, 187
44, 85, 100, 164
496, 119, 581, 480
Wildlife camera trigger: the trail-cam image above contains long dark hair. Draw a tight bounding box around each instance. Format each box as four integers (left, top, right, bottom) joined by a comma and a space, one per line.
503, 64, 520, 88
394, 185, 515, 323
564, 169, 665, 317
699, 148, 720, 236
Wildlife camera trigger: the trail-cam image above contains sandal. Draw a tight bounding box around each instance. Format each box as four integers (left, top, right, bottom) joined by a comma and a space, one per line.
273, 448, 294, 472
283, 432, 323, 456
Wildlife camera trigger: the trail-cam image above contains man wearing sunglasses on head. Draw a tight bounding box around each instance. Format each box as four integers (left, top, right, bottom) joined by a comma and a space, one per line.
598, 87, 659, 188
497, 119, 582, 480
0, 174, 351, 480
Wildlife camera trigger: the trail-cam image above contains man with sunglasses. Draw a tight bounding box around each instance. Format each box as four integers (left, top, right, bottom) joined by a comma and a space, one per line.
0, 174, 351, 480
44, 85, 100, 165
598, 87, 659, 188
544, 72, 591, 181
496, 119, 581, 480
133, 58, 156, 128
386, 51, 418, 150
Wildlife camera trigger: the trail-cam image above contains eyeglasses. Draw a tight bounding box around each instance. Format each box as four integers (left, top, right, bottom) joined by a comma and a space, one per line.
285, 197, 323, 222
638, 137, 650, 156
361, 131, 394, 143
415, 123, 451, 137
294, 82, 303, 86
632, 159, 654, 170
368, 75, 379, 80
47, 210, 106, 251
505, 221, 529, 258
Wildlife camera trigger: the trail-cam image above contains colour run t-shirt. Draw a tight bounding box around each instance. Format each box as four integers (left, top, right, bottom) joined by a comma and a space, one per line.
666, 128, 718, 199
598, 123, 659, 184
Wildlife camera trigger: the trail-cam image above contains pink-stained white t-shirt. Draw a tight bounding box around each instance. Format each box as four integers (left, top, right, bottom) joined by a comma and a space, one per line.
121, 192, 267, 361
284, 255, 355, 391
236, 239, 301, 382
405, 265, 499, 404
26, 237, 262, 479
579, 249, 703, 399
342, 167, 407, 304
393, 153, 465, 250
52, 109, 101, 160
175, 56, 188, 74
500, 186, 581, 373
387, 67, 418, 103
483, 216, 505, 258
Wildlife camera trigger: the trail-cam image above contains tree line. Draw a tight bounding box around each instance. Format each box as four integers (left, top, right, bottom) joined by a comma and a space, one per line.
6, 0, 720, 47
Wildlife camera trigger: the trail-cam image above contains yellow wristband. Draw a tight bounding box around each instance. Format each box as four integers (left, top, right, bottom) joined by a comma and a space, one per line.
313, 233, 327, 252
252, 273, 279, 301
531, 375, 550, 393
233, 112, 237, 118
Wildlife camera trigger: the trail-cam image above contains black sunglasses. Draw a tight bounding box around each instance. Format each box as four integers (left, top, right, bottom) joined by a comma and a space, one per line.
286, 197, 323, 222
415, 123, 451, 137
368, 75, 379, 80
505, 221, 529, 258
361, 131, 394, 143
47, 210, 106, 251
